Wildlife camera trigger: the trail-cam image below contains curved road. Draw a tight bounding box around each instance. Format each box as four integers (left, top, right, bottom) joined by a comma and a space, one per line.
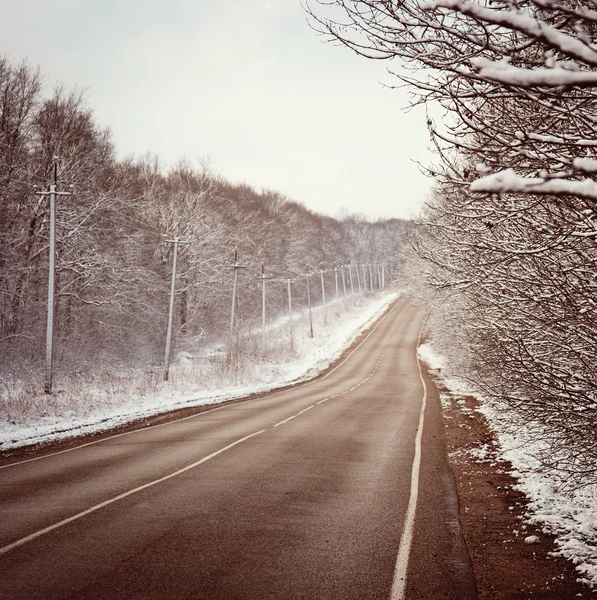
0, 300, 476, 599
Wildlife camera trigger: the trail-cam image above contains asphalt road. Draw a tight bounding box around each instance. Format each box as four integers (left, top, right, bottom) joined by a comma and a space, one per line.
0, 299, 477, 600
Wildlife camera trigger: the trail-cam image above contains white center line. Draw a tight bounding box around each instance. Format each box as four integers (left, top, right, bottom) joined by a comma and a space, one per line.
0, 429, 266, 557
0, 403, 230, 471
274, 342, 398, 422
273, 415, 296, 428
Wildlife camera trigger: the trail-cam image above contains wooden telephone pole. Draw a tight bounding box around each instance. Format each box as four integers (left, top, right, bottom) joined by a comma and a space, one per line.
163, 236, 189, 381
305, 264, 314, 338
256, 264, 273, 356
36, 157, 71, 394
226, 250, 246, 366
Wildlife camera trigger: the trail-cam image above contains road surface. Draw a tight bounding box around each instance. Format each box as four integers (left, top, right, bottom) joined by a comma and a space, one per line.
0, 299, 477, 599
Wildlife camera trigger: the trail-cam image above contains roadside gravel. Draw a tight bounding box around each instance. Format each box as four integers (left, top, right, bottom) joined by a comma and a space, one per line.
432, 369, 595, 599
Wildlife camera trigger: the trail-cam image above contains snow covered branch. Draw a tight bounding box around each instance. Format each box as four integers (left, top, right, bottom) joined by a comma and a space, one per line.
471, 169, 597, 201
470, 58, 597, 88
424, 0, 597, 66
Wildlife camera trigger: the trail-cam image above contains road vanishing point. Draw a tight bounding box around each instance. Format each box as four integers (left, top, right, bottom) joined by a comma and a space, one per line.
0, 299, 477, 599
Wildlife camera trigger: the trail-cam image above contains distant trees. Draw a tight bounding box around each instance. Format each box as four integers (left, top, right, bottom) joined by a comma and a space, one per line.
0, 56, 407, 386
309, 0, 597, 477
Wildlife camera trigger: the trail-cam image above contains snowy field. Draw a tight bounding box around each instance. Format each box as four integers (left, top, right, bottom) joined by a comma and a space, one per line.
418, 342, 597, 589
0, 292, 398, 451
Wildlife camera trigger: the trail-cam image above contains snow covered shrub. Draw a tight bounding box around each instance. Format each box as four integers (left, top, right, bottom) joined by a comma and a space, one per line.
308, 0, 597, 480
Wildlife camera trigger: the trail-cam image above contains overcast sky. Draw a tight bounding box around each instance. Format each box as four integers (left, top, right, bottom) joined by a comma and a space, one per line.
1, 0, 434, 220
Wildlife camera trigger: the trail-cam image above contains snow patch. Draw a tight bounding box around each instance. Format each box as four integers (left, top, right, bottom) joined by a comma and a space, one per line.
423, 340, 597, 589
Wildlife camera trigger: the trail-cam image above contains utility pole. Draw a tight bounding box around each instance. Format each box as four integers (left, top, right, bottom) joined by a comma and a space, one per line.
369, 263, 374, 293
334, 266, 339, 302
256, 264, 272, 357
163, 236, 189, 381
226, 249, 246, 367
348, 264, 355, 298
320, 265, 327, 324
306, 264, 314, 338
37, 157, 71, 395
341, 264, 347, 299
356, 263, 362, 294
287, 278, 294, 350
382, 264, 386, 290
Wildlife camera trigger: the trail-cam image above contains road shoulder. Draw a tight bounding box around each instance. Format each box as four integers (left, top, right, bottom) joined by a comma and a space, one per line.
406, 362, 478, 599
429, 366, 594, 599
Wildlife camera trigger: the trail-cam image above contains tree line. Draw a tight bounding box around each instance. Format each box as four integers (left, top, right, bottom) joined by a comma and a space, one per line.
0, 57, 409, 386
309, 0, 597, 480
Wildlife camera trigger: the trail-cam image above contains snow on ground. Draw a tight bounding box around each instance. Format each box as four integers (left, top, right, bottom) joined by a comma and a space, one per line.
0, 292, 398, 452
418, 341, 597, 588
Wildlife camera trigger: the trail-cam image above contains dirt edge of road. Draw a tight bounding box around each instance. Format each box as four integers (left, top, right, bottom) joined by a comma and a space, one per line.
425, 364, 595, 599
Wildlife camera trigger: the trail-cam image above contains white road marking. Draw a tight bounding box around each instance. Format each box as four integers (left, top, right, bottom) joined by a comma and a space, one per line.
305, 299, 403, 384
1, 300, 405, 470
273, 415, 296, 428
0, 430, 265, 556
270, 324, 400, 426
0, 403, 230, 471
390, 318, 428, 600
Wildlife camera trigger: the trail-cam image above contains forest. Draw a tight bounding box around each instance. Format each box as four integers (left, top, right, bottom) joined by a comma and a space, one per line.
0, 57, 408, 403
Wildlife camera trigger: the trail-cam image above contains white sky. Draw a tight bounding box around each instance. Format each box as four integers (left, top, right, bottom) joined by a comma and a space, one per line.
1, 0, 434, 220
